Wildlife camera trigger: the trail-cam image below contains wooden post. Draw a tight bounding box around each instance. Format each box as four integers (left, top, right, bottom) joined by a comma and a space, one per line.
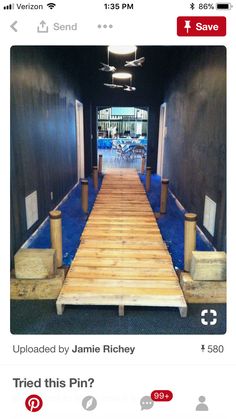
145, 166, 151, 192
160, 178, 169, 214
81, 179, 88, 214
93, 165, 98, 189
49, 210, 63, 268
98, 154, 103, 175
118, 305, 124, 316
141, 156, 145, 174
184, 213, 197, 272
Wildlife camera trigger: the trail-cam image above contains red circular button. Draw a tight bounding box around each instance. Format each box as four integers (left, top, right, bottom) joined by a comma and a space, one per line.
25, 394, 43, 412
151, 390, 173, 402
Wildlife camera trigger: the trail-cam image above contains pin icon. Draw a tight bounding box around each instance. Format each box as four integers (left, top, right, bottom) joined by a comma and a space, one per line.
184, 20, 191, 34
25, 395, 43, 412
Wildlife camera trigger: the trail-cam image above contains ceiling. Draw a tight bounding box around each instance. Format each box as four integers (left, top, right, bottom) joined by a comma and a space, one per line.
41, 46, 208, 106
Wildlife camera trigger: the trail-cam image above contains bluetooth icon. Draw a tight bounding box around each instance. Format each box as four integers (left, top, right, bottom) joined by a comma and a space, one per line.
190, 2, 195, 9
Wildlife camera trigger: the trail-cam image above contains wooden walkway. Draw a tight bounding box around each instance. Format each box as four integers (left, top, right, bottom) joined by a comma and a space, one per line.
56, 169, 187, 317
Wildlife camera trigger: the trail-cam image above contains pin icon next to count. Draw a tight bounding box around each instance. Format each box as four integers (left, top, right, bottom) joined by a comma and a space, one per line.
25, 395, 43, 412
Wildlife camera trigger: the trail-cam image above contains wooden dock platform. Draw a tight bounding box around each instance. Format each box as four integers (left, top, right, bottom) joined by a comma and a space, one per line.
56, 169, 187, 317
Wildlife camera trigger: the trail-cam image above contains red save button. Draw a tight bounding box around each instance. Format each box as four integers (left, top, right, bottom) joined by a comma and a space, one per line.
177, 16, 226, 36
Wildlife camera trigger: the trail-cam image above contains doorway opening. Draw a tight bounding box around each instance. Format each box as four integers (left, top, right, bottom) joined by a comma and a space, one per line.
97, 106, 148, 171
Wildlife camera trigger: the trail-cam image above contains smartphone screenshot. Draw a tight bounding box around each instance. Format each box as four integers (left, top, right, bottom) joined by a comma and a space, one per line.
0, 0, 235, 417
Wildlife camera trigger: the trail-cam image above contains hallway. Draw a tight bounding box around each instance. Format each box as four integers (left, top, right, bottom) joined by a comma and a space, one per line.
11, 46, 226, 258
10, 45, 226, 334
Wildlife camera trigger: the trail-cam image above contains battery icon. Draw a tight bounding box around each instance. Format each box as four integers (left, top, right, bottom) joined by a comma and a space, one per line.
216, 3, 233, 9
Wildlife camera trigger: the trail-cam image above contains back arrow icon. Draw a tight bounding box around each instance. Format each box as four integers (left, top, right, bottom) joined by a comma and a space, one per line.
10, 21, 18, 32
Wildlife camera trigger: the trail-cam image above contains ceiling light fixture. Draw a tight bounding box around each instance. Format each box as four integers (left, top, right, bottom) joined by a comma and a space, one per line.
108, 46, 137, 55
112, 72, 132, 79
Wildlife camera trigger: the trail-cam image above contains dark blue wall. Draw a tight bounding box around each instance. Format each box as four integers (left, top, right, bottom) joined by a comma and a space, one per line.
163, 47, 226, 250
11, 47, 81, 259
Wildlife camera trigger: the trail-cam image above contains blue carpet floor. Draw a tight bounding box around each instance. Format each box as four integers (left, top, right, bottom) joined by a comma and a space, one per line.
139, 174, 213, 271
11, 173, 225, 335
27, 176, 103, 266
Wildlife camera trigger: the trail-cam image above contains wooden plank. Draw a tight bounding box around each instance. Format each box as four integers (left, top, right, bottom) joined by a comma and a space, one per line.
99, 190, 145, 193
87, 217, 158, 228
119, 305, 124, 316
82, 230, 161, 237
89, 215, 155, 219
88, 217, 156, 223
63, 278, 181, 288
56, 302, 64, 315
84, 220, 158, 227
74, 248, 171, 259
56, 169, 187, 316
95, 200, 150, 203
79, 239, 167, 250
85, 224, 158, 231
59, 286, 183, 297
67, 267, 177, 280
72, 257, 172, 268
81, 234, 162, 241
93, 202, 149, 205
95, 199, 148, 204
99, 192, 145, 196
90, 210, 153, 214
83, 226, 159, 232
57, 293, 186, 308
94, 210, 153, 214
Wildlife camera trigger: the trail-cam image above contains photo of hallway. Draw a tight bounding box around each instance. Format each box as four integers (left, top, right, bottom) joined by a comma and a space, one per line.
10, 45, 226, 334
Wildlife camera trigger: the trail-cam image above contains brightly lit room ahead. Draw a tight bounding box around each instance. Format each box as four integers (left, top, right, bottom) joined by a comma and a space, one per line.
97, 106, 148, 171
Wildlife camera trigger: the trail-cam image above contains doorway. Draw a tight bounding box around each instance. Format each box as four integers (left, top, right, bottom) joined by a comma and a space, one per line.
97, 106, 148, 171
157, 102, 167, 177
75, 100, 85, 180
